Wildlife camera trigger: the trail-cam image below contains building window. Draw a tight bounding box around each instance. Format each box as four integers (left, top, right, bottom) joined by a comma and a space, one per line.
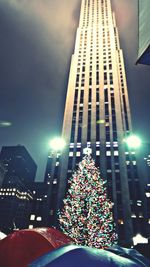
30, 215, 35, 221
77, 127, 82, 142
76, 151, 81, 157
88, 88, 92, 102
69, 151, 73, 157
105, 104, 109, 116
106, 151, 111, 156
37, 217, 42, 221
80, 90, 84, 104
89, 78, 92, 85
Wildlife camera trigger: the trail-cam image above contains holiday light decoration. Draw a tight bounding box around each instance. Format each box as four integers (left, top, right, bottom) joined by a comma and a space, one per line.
59, 154, 117, 249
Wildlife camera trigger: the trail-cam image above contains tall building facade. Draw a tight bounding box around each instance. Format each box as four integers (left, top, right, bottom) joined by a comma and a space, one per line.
45, 0, 149, 246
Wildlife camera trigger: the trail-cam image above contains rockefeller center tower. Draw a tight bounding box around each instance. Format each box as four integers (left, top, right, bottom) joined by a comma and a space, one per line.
45, 0, 148, 246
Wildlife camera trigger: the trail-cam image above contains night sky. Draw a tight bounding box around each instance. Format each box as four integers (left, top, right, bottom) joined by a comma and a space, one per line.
0, 0, 149, 181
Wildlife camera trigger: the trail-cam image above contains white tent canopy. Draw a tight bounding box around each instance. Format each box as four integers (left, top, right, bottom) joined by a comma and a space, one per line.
0, 231, 7, 240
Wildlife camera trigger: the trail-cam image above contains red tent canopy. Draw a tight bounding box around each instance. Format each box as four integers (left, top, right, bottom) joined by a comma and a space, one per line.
0, 227, 73, 267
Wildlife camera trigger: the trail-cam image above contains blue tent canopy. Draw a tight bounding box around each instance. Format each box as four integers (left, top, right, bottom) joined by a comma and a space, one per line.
29, 245, 150, 267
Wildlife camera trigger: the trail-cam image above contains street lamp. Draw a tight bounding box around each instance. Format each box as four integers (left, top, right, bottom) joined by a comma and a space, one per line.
49, 137, 66, 152
124, 135, 142, 149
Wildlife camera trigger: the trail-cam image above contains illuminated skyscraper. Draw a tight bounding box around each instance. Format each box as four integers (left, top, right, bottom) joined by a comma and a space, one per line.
45, 0, 149, 246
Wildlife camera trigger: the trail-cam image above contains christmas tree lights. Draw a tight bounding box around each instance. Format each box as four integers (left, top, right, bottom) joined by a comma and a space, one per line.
59, 154, 118, 249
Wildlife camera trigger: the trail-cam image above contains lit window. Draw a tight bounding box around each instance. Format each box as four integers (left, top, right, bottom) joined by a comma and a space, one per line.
106, 151, 111, 156
37, 217, 42, 221
53, 180, 57, 185
96, 151, 100, 156
29, 225, 33, 229
77, 143, 81, 148
69, 152, 73, 157
30, 215, 35, 221
76, 152, 81, 157
114, 151, 119, 156
56, 162, 59, 166
113, 142, 118, 147
70, 143, 74, 148
106, 144, 111, 147
87, 142, 91, 145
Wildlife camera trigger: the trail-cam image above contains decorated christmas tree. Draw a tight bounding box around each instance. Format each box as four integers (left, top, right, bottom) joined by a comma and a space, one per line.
59, 149, 118, 249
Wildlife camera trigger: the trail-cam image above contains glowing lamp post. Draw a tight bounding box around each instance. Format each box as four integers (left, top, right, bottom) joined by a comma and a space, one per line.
124, 135, 142, 149
49, 137, 66, 152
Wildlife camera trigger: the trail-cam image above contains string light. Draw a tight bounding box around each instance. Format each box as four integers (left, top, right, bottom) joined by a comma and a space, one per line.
59, 154, 117, 249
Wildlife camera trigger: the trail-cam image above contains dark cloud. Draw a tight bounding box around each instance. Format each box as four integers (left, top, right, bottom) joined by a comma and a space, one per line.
0, 0, 149, 180
0, 0, 80, 179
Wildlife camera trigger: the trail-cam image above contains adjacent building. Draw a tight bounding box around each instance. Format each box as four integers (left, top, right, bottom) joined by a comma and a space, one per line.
138, 145, 150, 224
137, 0, 150, 65
0, 145, 37, 186
29, 182, 48, 229
0, 145, 37, 233
45, 0, 149, 246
